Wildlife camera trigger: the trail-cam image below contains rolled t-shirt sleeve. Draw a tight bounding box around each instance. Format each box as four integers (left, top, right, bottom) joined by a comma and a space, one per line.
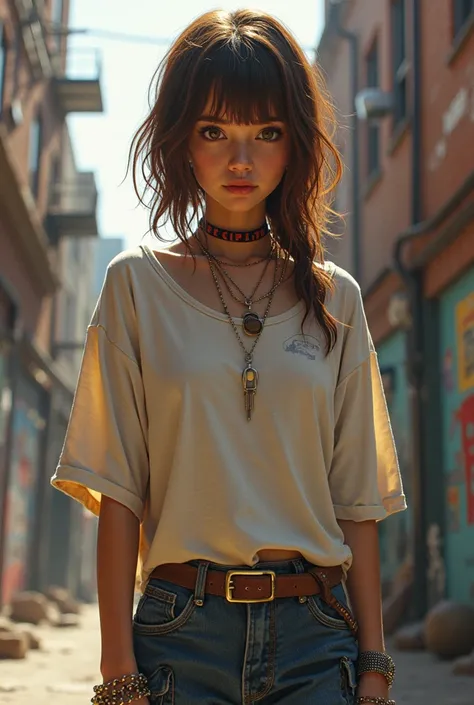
51, 261, 149, 521
328, 279, 407, 521
51, 326, 149, 520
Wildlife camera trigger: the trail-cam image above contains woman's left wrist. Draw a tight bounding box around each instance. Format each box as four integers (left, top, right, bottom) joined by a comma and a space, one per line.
357, 649, 395, 689
357, 672, 389, 698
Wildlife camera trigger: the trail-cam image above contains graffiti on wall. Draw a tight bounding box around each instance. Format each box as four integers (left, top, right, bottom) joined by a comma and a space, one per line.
442, 279, 474, 604
1, 398, 44, 604
445, 292, 474, 528
447, 393, 474, 527
455, 394, 474, 525
456, 292, 474, 392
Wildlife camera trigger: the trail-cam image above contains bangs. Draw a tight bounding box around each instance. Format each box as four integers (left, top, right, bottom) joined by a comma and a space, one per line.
191, 41, 288, 124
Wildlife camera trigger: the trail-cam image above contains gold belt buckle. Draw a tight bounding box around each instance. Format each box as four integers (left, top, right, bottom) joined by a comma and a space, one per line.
225, 570, 276, 603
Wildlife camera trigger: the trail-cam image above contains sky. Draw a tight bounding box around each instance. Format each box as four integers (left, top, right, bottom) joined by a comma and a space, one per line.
67, 1, 326, 249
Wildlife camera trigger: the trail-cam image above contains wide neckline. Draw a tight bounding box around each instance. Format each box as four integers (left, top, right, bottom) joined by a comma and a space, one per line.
141, 244, 305, 326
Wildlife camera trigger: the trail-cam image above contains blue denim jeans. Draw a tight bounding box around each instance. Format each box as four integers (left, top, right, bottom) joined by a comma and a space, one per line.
133, 558, 358, 704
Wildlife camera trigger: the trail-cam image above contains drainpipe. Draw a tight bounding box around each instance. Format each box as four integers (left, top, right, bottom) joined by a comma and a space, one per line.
393, 0, 426, 619
331, 3, 361, 282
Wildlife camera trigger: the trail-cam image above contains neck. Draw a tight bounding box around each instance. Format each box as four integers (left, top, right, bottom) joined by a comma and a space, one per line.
204, 197, 266, 232
193, 228, 273, 265
201, 219, 269, 243
192, 203, 273, 264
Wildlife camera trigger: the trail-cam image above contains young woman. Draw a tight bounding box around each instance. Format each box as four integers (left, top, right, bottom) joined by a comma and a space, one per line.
52, 9, 406, 705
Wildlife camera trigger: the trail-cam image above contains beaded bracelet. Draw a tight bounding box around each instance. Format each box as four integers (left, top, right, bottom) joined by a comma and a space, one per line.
357, 650, 396, 688
91, 689, 151, 704
91, 672, 151, 705
357, 697, 396, 705
93, 672, 148, 693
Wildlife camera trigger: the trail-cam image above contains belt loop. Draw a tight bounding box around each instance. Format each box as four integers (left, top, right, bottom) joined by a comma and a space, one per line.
292, 558, 306, 574
309, 567, 358, 637
193, 561, 210, 607
293, 558, 308, 604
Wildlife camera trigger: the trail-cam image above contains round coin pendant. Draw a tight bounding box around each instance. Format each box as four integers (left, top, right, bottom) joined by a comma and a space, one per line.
243, 311, 263, 336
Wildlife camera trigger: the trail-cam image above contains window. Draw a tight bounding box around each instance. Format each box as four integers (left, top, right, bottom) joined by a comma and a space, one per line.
391, 0, 408, 126
0, 23, 6, 115
453, 0, 474, 37
29, 113, 43, 198
366, 39, 380, 176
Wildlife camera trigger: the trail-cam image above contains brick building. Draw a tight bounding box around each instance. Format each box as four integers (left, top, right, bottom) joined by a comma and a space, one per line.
0, 0, 103, 605
318, 0, 474, 616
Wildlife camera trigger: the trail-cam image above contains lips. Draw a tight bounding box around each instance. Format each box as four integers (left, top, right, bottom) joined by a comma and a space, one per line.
223, 185, 257, 195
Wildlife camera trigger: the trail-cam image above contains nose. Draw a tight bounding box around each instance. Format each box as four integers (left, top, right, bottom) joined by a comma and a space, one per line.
228, 142, 253, 173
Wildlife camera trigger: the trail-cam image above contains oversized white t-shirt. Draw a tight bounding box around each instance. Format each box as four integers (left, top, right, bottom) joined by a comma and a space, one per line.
51, 245, 406, 591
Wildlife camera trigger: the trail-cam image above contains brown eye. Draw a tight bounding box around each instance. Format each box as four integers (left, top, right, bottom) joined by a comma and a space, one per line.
259, 127, 282, 142
200, 126, 224, 141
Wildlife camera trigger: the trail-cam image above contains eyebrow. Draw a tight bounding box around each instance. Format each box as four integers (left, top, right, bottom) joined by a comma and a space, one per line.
197, 114, 285, 124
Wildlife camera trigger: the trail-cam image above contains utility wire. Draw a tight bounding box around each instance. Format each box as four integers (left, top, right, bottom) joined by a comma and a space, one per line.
68, 27, 173, 47
44, 22, 316, 53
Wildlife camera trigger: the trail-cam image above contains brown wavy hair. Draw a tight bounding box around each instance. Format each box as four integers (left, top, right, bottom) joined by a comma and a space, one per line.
128, 9, 343, 353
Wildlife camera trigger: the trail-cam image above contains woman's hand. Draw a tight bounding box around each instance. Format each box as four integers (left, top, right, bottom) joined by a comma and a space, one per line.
356, 672, 389, 700
100, 661, 150, 704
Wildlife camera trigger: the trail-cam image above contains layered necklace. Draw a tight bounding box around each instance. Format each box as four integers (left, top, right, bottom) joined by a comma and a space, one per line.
195, 218, 288, 421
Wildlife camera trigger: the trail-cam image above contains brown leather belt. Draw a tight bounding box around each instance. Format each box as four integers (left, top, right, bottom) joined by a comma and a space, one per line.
149, 563, 344, 604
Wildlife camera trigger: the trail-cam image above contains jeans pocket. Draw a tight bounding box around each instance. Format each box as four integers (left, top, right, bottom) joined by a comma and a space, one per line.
340, 656, 357, 705
307, 582, 357, 631
133, 579, 196, 635
146, 665, 174, 704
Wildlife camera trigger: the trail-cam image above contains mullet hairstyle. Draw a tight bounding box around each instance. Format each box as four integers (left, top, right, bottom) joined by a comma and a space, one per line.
128, 9, 343, 354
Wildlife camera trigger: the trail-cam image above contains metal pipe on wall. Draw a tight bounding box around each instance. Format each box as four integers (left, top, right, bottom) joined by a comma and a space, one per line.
392, 0, 451, 617
393, 0, 426, 619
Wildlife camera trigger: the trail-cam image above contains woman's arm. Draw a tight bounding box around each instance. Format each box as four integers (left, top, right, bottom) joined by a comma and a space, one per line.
97, 496, 141, 682
338, 518, 389, 699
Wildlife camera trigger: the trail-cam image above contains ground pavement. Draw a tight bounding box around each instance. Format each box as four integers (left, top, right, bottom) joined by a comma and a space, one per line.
0, 603, 472, 704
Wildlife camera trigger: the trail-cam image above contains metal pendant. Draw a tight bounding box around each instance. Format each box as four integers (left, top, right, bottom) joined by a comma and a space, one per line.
242, 365, 259, 421
242, 311, 263, 336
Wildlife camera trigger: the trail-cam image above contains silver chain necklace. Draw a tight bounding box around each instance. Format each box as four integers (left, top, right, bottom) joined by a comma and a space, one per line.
204, 252, 279, 421
212, 256, 288, 332
196, 235, 286, 336
200, 237, 277, 268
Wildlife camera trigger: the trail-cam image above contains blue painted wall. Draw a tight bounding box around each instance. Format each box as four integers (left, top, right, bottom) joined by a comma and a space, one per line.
439, 267, 474, 604
377, 331, 412, 588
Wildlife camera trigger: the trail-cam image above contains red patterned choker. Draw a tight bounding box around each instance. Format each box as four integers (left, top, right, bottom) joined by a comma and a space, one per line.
199, 218, 270, 243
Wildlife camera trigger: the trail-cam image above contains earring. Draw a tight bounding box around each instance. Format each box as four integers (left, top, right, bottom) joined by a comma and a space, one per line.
189, 160, 194, 169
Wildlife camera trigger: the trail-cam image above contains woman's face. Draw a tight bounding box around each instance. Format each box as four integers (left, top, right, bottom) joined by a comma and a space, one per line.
188, 99, 290, 219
